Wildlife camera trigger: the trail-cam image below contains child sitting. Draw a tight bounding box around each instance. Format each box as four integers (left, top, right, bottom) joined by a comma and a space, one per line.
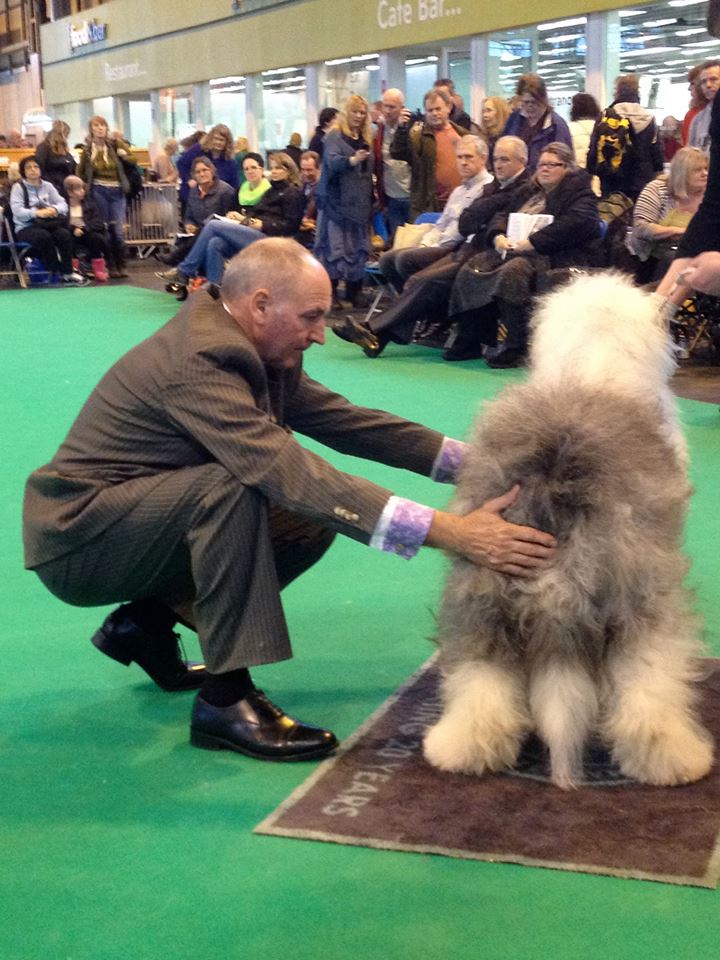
64, 175, 110, 282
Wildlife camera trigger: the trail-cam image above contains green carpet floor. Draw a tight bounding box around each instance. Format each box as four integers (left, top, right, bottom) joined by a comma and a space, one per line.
3, 286, 720, 960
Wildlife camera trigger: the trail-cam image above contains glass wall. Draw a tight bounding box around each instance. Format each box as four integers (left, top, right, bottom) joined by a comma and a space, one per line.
259, 67, 306, 153
158, 86, 195, 141
210, 77, 246, 138
405, 57, 439, 113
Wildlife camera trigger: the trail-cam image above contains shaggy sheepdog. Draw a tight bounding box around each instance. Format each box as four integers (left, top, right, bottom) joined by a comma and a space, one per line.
423, 272, 714, 789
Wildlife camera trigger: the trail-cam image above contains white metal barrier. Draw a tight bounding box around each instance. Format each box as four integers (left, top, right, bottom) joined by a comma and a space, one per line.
125, 184, 179, 257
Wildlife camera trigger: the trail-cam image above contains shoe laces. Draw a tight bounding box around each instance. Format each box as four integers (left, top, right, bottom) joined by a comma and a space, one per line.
252, 689, 285, 719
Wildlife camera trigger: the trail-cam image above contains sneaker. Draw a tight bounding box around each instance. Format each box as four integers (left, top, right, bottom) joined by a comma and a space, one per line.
155, 267, 186, 283
61, 271, 90, 286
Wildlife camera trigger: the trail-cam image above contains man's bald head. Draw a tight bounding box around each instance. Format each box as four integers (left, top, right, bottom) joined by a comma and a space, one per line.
222, 238, 325, 307
382, 88, 405, 125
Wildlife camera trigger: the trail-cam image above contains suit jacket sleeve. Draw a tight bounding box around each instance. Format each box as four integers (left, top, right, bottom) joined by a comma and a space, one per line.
161, 357, 397, 543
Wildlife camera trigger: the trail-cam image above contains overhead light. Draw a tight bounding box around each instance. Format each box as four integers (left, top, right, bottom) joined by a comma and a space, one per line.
642, 17, 677, 26
669, 0, 708, 6
537, 17, 586, 30
543, 32, 584, 42
324, 53, 378, 66
676, 27, 708, 34
365, 64, 379, 71
262, 66, 301, 75
619, 9, 648, 16
682, 38, 720, 46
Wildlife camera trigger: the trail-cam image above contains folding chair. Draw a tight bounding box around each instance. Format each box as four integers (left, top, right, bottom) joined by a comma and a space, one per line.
361, 212, 442, 325
0, 209, 30, 288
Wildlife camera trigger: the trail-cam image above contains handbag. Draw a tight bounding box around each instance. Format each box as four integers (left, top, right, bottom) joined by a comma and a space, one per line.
117, 152, 144, 200
392, 221, 433, 250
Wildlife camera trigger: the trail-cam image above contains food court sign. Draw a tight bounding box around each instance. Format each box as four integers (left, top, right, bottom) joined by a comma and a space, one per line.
69, 19, 108, 51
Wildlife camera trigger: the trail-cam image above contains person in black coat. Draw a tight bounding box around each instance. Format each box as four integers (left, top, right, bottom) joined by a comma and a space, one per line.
448, 141, 601, 367
35, 121, 77, 199
587, 75, 664, 200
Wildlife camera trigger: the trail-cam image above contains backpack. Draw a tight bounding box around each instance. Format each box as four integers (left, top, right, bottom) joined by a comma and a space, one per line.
594, 107, 634, 179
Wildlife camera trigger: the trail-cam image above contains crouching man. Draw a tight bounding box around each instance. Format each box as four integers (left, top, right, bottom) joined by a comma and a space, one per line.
22, 238, 556, 762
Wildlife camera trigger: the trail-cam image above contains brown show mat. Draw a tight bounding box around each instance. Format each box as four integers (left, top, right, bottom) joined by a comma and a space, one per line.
255, 657, 720, 887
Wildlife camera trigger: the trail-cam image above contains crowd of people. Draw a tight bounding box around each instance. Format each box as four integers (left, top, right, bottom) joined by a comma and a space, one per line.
3, 60, 720, 368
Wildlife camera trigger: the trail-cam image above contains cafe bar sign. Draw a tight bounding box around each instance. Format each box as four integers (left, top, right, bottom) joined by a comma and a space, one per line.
69, 18, 108, 51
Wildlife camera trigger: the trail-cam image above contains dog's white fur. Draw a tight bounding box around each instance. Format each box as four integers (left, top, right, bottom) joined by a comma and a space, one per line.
424, 273, 714, 789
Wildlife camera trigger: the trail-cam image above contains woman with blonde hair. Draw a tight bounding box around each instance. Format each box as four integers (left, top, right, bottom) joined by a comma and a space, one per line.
479, 96, 511, 169
153, 138, 179, 183
77, 114, 136, 277
314, 94, 374, 308
627, 146, 708, 281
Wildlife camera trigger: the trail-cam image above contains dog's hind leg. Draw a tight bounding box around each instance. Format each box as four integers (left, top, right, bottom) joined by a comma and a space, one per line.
423, 660, 530, 776
604, 618, 714, 786
529, 661, 599, 790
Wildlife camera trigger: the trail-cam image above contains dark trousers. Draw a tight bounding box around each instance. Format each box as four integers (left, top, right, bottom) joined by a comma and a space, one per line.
16, 221, 73, 274
71, 229, 110, 261
378, 245, 449, 292
370, 250, 466, 344
678, 93, 720, 257
33, 464, 335, 674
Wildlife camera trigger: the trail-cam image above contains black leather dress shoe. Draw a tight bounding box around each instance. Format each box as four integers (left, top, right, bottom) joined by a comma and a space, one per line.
485, 346, 526, 369
91, 605, 205, 692
190, 690, 338, 761
331, 315, 386, 357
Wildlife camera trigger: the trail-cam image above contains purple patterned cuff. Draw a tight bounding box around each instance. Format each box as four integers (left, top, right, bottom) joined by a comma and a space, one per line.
370, 497, 434, 560
431, 438, 469, 484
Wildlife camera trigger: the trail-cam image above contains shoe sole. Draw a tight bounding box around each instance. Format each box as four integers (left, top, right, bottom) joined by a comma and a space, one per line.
189, 729, 338, 762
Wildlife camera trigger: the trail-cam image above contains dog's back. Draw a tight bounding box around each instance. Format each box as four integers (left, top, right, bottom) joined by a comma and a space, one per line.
441, 379, 690, 672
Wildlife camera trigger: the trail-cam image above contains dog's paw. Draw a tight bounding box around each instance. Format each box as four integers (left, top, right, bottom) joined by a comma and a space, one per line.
614, 721, 714, 786
423, 716, 521, 776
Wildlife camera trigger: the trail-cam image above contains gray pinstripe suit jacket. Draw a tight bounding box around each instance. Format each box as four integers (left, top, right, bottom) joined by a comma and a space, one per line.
23, 292, 446, 569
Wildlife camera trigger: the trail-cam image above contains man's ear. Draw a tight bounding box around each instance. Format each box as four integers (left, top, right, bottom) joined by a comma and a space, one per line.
249, 288, 271, 324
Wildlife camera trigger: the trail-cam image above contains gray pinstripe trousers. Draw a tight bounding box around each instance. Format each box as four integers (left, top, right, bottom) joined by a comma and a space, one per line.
34, 463, 335, 672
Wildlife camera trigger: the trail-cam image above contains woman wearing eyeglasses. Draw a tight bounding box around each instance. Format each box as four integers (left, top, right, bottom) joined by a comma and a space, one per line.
447, 141, 600, 367
502, 74, 573, 174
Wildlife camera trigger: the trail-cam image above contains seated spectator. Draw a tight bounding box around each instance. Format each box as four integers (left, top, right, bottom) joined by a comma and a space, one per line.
332, 135, 493, 357
8, 129, 30, 148
627, 146, 708, 283
177, 124, 238, 212
153, 139, 179, 183
588, 74, 664, 200
297, 150, 321, 248
64, 174, 110, 282
238, 152, 271, 208
447, 141, 600, 368
502, 74, 573, 173
158, 152, 303, 290
157, 157, 235, 266
10, 155, 87, 285
660, 116, 683, 162
478, 96, 511, 171
35, 121, 77, 199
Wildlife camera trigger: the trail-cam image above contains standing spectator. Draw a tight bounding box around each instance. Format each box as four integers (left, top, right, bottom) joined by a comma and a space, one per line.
10, 155, 86, 285
77, 115, 135, 278
7, 129, 29, 147
296, 150, 321, 248
234, 136, 250, 184
284, 133, 303, 167
176, 131, 203, 214
35, 121, 77, 199
153, 139, 179, 183
502, 73, 573, 174
660, 116, 683, 162
63, 174, 110, 282
308, 107, 338, 158
688, 60, 720, 152
434, 78, 473, 130
372, 87, 411, 241
588, 75, 664, 200
314, 95, 374, 309
391, 87, 469, 220
682, 65, 705, 145
478, 96, 511, 171
568, 93, 601, 169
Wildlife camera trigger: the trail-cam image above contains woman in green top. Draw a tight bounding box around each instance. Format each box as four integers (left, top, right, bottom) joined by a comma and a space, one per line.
78, 115, 135, 277
238, 152, 271, 210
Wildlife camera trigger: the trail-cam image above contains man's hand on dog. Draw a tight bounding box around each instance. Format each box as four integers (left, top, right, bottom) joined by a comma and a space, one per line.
427, 484, 557, 576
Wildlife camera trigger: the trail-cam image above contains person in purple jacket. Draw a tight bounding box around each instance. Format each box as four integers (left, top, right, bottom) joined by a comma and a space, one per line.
502, 74, 573, 174
177, 125, 239, 212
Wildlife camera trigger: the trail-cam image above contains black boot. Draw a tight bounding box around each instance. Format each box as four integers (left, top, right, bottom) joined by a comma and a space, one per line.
345, 279, 368, 309
485, 300, 529, 368
109, 245, 129, 279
